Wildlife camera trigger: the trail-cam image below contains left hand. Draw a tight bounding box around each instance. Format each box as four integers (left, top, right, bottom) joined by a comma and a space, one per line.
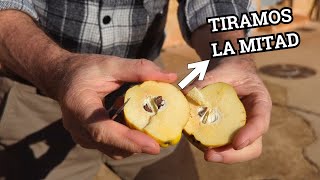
184, 56, 272, 164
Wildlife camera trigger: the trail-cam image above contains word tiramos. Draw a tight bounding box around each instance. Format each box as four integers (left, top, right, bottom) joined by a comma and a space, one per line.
207, 8, 300, 58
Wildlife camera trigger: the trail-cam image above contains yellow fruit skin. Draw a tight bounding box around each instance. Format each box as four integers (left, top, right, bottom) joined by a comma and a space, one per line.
183, 130, 227, 149
183, 131, 208, 151
146, 131, 182, 148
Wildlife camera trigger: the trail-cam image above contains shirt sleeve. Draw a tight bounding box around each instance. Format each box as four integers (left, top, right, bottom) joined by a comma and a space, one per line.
178, 0, 254, 43
0, 0, 38, 20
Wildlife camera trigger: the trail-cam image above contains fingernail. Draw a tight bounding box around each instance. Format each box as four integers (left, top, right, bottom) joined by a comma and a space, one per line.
235, 140, 250, 150
141, 143, 158, 154
208, 153, 223, 163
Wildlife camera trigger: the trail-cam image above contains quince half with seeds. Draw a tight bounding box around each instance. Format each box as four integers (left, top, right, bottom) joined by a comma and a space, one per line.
124, 81, 190, 147
184, 82, 246, 149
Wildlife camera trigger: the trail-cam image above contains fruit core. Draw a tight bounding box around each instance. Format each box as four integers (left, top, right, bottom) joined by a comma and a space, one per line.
143, 96, 166, 115
198, 106, 221, 124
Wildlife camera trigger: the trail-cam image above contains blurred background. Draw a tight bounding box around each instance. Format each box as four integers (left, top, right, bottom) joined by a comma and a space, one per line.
97, 0, 320, 179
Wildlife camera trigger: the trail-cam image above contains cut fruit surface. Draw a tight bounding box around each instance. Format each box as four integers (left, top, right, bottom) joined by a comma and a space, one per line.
186, 87, 210, 107
124, 81, 190, 147
184, 82, 246, 148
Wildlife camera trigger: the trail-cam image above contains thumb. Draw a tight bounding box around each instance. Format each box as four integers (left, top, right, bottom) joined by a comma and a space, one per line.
82, 90, 160, 155
89, 120, 161, 155
113, 58, 177, 83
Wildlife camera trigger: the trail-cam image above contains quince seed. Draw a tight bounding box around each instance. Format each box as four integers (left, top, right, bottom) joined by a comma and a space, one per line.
198, 107, 208, 117
143, 104, 153, 113
154, 96, 164, 109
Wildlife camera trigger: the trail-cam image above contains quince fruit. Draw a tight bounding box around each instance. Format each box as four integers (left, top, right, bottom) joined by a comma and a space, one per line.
184, 82, 246, 149
124, 81, 190, 147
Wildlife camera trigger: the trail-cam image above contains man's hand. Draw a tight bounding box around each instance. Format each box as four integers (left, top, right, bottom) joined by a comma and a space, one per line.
55, 54, 177, 160
0, 11, 177, 159
184, 56, 272, 164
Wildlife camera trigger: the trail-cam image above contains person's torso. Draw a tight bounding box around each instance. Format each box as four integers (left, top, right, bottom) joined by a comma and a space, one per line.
32, 0, 169, 59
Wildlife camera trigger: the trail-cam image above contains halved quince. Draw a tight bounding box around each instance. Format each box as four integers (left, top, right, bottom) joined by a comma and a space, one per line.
184, 82, 246, 149
124, 81, 190, 147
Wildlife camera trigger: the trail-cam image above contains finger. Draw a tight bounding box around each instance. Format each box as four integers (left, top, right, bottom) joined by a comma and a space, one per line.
70, 125, 134, 159
232, 92, 271, 150
205, 137, 262, 164
89, 120, 160, 155
81, 91, 160, 155
98, 143, 134, 160
114, 59, 177, 83
67, 117, 135, 159
70, 131, 95, 149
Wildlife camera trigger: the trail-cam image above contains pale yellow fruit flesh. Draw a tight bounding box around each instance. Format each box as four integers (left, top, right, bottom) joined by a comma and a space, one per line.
184, 82, 246, 147
186, 87, 210, 107
124, 81, 190, 147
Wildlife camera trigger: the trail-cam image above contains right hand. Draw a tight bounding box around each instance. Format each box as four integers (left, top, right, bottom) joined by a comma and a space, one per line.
50, 53, 177, 160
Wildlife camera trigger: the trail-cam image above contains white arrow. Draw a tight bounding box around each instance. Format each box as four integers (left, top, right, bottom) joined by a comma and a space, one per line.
178, 60, 210, 89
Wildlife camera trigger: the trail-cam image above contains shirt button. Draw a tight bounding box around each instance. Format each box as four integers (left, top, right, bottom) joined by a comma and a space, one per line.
103, 15, 111, 25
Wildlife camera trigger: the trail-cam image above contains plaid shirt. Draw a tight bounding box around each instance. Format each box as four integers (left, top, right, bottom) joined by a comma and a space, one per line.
0, 0, 252, 60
